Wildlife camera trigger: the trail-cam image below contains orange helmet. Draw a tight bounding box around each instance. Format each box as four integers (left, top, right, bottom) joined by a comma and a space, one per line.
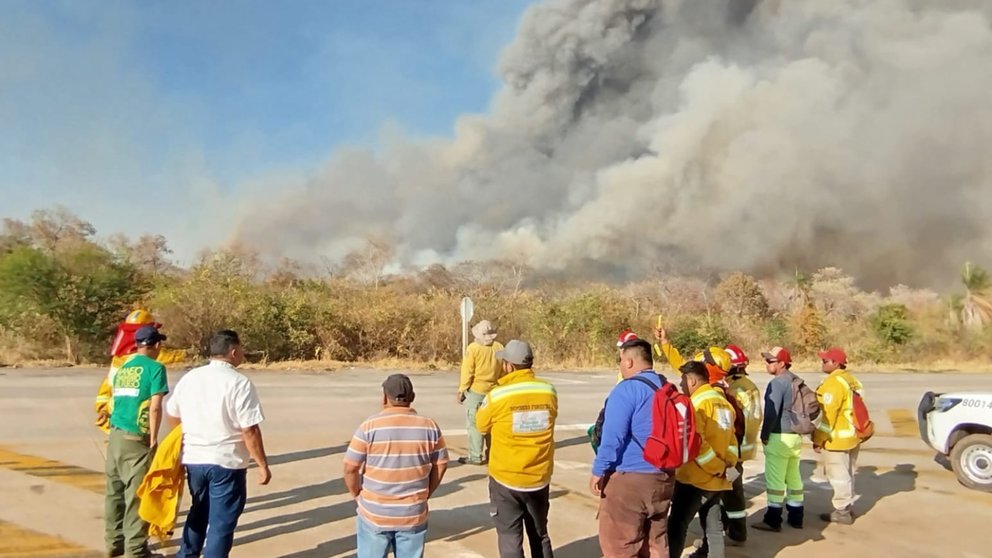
124, 309, 155, 325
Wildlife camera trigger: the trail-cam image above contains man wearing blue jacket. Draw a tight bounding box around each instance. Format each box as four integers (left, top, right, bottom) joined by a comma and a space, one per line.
589, 339, 675, 558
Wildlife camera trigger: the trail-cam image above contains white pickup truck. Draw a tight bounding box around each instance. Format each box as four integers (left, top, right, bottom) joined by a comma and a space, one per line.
919, 391, 992, 492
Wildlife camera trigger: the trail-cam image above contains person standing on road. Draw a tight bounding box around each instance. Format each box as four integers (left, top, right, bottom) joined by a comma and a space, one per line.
713, 345, 762, 549
591, 338, 675, 558
813, 347, 863, 525
752, 347, 805, 532
667, 361, 740, 558
344, 374, 449, 558
458, 320, 504, 465
105, 325, 169, 558
166, 330, 270, 558
477, 340, 558, 558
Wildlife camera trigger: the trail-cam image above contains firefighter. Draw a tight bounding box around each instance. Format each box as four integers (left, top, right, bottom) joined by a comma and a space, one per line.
667, 361, 740, 558
813, 347, 864, 525
718, 345, 762, 548
95, 309, 163, 432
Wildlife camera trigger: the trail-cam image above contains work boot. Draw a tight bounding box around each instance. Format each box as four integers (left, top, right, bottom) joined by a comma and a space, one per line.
820, 508, 855, 525
752, 506, 783, 532
457, 456, 486, 466
786, 504, 805, 529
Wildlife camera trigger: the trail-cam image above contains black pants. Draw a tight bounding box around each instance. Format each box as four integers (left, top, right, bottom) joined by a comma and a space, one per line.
489, 477, 554, 558
667, 481, 720, 558
720, 463, 747, 543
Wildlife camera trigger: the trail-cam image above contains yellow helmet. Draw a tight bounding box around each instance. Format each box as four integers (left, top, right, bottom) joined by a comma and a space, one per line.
692, 346, 732, 374
125, 309, 155, 325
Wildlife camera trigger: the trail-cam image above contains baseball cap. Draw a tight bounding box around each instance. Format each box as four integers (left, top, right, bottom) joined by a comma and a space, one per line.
761, 346, 792, 364
616, 329, 639, 348
818, 347, 848, 365
382, 374, 415, 403
134, 325, 167, 346
496, 340, 534, 367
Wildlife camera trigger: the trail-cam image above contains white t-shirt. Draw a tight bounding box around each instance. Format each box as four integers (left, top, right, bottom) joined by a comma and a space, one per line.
166, 360, 264, 469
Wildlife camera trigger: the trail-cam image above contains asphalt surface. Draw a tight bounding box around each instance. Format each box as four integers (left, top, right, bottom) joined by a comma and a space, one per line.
0, 366, 990, 557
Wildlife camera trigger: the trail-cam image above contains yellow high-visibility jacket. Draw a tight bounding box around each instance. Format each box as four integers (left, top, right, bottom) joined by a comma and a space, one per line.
727, 373, 762, 461
137, 426, 184, 541
676, 384, 739, 492
476, 369, 558, 491
813, 370, 864, 451
459, 341, 505, 394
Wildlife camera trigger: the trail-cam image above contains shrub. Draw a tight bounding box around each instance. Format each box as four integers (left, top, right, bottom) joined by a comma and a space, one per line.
870, 304, 915, 346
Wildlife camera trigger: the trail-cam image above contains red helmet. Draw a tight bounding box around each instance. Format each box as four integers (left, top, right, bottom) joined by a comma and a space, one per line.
725, 344, 748, 367
617, 329, 639, 348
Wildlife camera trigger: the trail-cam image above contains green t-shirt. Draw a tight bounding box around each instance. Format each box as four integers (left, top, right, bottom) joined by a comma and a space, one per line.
110, 354, 169, 435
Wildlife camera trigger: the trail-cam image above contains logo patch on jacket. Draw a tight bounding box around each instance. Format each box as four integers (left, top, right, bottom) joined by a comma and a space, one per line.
513, 410, 550, 433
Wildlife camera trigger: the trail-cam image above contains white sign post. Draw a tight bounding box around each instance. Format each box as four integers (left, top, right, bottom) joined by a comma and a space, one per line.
460, 297, 474, 359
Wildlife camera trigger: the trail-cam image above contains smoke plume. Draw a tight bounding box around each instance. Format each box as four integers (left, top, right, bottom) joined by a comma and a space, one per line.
235, 0, 992, 288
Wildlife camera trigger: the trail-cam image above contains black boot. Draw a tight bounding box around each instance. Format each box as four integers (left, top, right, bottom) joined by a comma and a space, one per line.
752, 506, 783, 532
787, 504, 804, 529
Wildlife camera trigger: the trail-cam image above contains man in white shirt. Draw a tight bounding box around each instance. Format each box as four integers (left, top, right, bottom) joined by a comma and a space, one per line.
166, 330, 270, 558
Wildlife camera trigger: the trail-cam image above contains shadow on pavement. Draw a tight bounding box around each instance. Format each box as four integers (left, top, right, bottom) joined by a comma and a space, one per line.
555, 435, 591, 451
556, 535, 602, 557
737, 459, 918, 556
265, 444, 350, 467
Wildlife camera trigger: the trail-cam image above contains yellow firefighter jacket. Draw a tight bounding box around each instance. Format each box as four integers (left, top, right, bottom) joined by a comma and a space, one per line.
459, 341, 505, 394
94, 354, 137, 433
813, 370, 863, 451
137, 425, 184, 541
676, 384, 740, 492
727, 373, 762, 461
476, 369, 558, 491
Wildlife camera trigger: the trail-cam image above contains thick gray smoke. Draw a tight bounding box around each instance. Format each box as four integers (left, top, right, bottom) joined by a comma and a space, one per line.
235, 0, 992, 288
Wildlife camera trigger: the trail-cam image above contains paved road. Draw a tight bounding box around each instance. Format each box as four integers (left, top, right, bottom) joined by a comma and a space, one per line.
0, 366, 990, 557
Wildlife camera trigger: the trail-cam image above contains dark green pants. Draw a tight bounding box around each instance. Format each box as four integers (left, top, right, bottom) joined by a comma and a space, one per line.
105, 428, 152, 557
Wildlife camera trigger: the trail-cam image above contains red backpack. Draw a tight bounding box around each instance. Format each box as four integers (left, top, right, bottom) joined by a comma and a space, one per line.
629, 376, 701, 470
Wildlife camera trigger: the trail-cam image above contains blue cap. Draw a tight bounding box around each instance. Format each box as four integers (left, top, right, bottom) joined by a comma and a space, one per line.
135, 325, 167, 346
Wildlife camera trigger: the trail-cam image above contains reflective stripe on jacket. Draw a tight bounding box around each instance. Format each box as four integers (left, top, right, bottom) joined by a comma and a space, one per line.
813, 370, 862, 451
728, 373, 762, 461
676, 384, 739, 491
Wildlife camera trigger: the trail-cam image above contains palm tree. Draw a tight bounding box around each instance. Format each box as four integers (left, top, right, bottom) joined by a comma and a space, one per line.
960, 261, 992, 328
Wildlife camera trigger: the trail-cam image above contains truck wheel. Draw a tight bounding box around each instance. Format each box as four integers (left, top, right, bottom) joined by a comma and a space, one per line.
950, 434, 992, 492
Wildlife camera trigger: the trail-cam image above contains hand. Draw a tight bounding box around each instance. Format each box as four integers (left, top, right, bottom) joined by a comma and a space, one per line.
653, 327, 668, 345
456, 391, 465, 405
725, 466, 742, 484
257, 465, 272, 485
589, 475, 603, 496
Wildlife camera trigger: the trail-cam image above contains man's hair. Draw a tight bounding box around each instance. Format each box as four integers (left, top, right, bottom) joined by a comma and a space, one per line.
839, 363, 847, 370
620, 339, 653, 366
680, 360, 709, 383
209, 329, 241, 357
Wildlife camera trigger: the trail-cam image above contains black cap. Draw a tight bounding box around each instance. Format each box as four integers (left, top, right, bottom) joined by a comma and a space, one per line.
135, 325, 167, 346
382, 374, 415, 403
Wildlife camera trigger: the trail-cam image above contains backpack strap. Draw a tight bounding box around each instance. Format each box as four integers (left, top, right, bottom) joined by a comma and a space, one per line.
627, 374, 661, 392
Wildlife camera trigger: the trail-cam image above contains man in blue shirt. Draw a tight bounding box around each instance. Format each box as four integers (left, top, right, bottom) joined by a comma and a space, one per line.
590, 339, 674, 558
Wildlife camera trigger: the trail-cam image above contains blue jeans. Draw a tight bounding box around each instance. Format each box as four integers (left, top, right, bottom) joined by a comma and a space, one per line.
356, 515, 427, 558
177, 465, 248, 558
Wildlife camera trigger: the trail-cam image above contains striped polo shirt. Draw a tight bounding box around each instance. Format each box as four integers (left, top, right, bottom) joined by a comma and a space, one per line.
344, 407, 448, 530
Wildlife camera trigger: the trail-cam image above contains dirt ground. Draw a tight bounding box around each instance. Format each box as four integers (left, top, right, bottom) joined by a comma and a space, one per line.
0, 367, 990, 558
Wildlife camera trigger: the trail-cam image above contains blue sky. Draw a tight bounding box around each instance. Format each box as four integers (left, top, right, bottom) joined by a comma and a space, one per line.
0, 1, 534, 258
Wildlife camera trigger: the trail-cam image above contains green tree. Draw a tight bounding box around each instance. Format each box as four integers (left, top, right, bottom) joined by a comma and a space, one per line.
870, 303, 914, 345
0, 245, 147, 362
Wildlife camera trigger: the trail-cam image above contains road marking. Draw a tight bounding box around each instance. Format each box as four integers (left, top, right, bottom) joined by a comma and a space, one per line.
0, 520, 99, 557
886, 408, 918, 438
0, 447, 104, 494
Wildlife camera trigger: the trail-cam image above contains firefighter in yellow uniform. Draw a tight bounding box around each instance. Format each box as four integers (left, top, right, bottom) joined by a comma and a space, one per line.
720, 344, 762, 549
813, 347, 863, 525
95, 309, 163, 432
668, 361, 740, 558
